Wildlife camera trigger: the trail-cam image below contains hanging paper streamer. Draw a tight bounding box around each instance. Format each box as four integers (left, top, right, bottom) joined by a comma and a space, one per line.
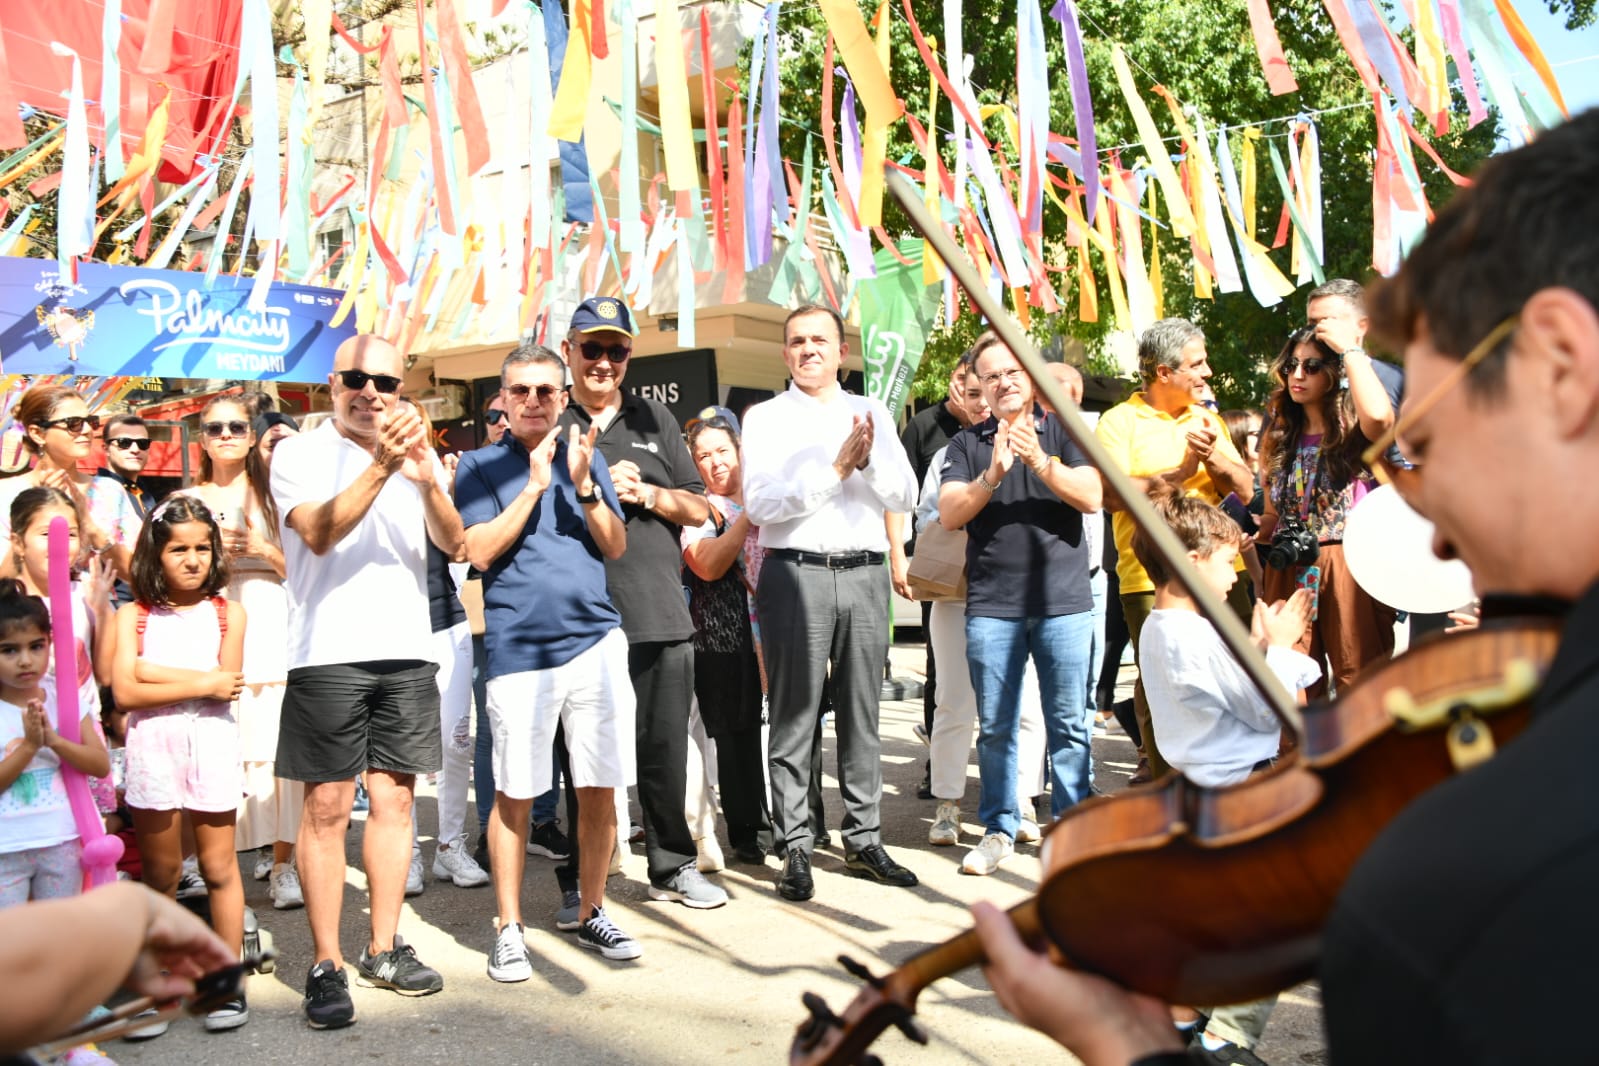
0, 29, 22, 148
1410, 0, 1450, 130
1015, 0, 1050, 236
543, 1, 594, 223
1267, 139, 1324, 286
283, 47, 314, 277
1490, 0, 1567, 117
1288, 121, 1325, 283
549, 0, 594, 141
1246, 0, 1299, 95
50, 43, 94, 276
100, 0, 125, 180
1050, 0, 1101, 224
817, 0, 903, 227
438, 0, 492, 175
1110, 47, 1196, 239
1437, 0, 1488, 128
146, 163, 221, 270
243, 0, 281, 245
654, 0, 700, 195
1320, 0, 1384, 95
1214, 126, 1295, 308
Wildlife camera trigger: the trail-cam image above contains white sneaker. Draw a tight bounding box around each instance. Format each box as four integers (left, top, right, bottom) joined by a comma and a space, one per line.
487, 922, 533, 982
961, 832, 1014, 876
928, 801, 961, 847
695, 835, 725, 873
252, 849, 273, 882
269, 863, 304, 910
433, 838, 490, 887
176, 857, 207, 899
405, 852, 425, 898
1017, 798, 1042, 844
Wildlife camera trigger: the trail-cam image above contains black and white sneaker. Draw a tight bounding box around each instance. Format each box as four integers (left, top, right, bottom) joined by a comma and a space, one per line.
577, 906, 642, 961
303, 960, 355, 1030
355, 935, 444, 996
203, 994, 249, 1032
525, 820, 571, 860
176, 858, 208, 899
488, 922, 533, 983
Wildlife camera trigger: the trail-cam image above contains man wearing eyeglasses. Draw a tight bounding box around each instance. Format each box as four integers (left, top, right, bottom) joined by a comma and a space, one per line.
555, 295, 726, 913
268, 334, 466, 1028
98, 414, 155, 519
1094, 319, 1255, 785
455, 343, 642, 974
938, 333, 1102, 878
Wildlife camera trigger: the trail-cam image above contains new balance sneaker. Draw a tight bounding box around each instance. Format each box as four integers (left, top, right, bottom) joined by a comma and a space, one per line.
303, 960, 355, 1029
525, 820, 571, 859
555, 885, 583, 931
433, 838, 490, 887
1017, 799, 1042, 844
487, 922, 533, 983
928, 801, 961, 847
176, 857, 207, 899
404, 852, 425, 898
960, 832, 1015, 876
356, 935, 444, 996
648, 862, 729, 909
203, 994, 249, 1032
251, 849, 273, 882
270, 863, 304, 910
695, 834, 726, 873
577, 906, 642, 961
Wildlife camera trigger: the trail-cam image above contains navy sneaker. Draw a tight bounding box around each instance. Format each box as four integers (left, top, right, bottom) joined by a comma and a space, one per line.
303, 960, 355, 1030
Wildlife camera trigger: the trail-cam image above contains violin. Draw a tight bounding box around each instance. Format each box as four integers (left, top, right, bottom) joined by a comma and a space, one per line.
790, 619, 1561, 1065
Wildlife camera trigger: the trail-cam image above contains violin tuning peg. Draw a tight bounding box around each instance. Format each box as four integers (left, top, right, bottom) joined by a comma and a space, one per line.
801, 991, 843, 1029
838, 954, 884, 988
894, 1017, 930, 1045
861, 1055, 884, 1066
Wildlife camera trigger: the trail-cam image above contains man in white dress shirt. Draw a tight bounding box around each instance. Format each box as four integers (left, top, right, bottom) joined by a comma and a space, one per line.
741, 304, 920, 902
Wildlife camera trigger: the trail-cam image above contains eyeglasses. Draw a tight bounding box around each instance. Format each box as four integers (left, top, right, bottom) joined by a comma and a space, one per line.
979, 368, 1027, 388
1281, 356, 1334, 377
506, 383, 561, 405
578, 341, 630, 363
1363, 314, 1519, 504
484, 408, 507, 425
336, 368, 403, 394
35, 415, 101, 435
108, 437, 152, 452
202, 420, 250, 439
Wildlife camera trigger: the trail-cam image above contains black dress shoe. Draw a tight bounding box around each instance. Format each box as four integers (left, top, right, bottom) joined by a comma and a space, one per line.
778, 850, 814, 901
733, 843, 766, 864
844, 843, 918, 887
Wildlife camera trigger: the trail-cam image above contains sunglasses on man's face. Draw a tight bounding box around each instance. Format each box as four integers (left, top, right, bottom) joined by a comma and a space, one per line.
108, 437, 152, 452
202, 420, 251, 440
506, 383, 561, 405
578, 341, 630, 363
484, 408, 508, 425
36, 415, 101, 435
336, 368, 403, 394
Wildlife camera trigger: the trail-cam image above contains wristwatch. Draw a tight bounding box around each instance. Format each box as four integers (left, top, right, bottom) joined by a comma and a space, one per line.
641, 485, 658, 511
575, 486, 600, 504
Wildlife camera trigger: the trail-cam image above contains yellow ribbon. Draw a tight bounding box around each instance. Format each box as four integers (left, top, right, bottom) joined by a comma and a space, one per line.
1110, 46, 1196, 239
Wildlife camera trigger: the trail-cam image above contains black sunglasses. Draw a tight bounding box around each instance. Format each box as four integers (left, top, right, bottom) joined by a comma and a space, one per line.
506, 383, 561, 404
107, 437, 152, 452
1281, 356, 1334, 377
202, 420, 251, 439
578, 341, 630, 363
336, 368, 403, 394
36, 414, 101, 435
484, 408, 507, 425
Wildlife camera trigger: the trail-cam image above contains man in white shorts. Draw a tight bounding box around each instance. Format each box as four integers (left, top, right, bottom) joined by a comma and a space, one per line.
453, 344, 639, 978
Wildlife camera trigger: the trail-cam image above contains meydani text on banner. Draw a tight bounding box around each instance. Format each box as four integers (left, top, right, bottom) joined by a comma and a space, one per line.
0, 259, 358, 381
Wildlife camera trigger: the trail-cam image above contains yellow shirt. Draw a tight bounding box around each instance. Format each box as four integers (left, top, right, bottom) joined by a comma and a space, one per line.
1095, 393, 1248, 594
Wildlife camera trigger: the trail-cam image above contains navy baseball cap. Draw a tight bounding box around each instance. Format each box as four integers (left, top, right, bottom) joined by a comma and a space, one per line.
569, 296, 637, 337
685, 405, 740, 436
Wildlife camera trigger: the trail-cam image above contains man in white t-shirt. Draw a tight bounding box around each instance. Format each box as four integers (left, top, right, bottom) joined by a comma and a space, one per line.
270, 334, 465, 1030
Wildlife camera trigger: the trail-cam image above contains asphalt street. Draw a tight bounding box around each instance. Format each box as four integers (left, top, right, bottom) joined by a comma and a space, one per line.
110, 646, 1329, 1066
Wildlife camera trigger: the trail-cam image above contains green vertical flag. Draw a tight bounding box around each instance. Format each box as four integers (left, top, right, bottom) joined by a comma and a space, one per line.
857, 239, 942, 416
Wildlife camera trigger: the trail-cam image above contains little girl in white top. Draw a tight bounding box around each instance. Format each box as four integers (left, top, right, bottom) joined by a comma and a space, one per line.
0, 580, 109, 907
112, 496, 248, 1032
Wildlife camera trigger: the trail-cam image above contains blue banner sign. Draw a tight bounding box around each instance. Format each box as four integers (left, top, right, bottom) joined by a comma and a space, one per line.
0, 259, 356, 381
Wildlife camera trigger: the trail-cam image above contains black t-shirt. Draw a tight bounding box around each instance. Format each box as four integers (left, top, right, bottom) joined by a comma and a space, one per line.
900, 400, 963, 485
1321, 588, 1599, 1062
426, 539, 467, 634
560, 392, 705, 643
942, 408, 1093, 619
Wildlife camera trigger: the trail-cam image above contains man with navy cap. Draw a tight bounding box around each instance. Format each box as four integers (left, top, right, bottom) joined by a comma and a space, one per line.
557, 295, 725, 911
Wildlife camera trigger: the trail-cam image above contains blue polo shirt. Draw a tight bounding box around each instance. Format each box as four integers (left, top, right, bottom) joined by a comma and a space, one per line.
454, 433, 624, 677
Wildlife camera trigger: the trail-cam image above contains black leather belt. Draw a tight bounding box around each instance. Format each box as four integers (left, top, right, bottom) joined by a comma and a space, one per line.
767, 548, 885, 570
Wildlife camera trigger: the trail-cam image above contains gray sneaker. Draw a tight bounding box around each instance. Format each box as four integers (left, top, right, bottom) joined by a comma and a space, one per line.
555, 885, 582, 931
648, 862, 728, 909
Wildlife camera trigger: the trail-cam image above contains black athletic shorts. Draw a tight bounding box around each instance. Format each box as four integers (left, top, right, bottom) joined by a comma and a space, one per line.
275, 659, 441, 783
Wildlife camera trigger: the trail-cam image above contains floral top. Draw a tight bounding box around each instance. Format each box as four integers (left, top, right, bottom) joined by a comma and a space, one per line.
1268, 433, 1373, 544
0, 474, 141, 549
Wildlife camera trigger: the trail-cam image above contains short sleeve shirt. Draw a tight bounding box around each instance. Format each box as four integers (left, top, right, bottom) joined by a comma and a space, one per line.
943, 409, 1093, 619
0, 473, 141, 548
270, 421, 434, 668
454, 433, 624, 677
560, 393, 704, 644
1095, 394, 1247, 595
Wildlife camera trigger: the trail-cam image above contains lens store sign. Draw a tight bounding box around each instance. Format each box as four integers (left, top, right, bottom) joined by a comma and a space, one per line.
0, 258, 357, 381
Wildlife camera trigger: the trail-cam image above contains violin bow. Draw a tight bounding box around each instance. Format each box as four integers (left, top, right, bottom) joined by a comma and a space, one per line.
885, 171, 1300, 735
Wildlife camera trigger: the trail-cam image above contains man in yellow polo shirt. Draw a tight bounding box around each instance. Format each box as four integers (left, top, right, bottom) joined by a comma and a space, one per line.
1095, 318, 1255, 783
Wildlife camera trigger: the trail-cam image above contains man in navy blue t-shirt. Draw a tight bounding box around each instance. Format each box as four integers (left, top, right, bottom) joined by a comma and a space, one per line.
939, 330, 1102, 878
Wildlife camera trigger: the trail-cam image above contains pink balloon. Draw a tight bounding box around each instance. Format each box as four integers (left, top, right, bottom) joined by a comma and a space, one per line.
47, 517, 123, 887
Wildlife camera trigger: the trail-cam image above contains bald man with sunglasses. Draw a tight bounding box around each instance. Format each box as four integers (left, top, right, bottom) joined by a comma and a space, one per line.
269, 334, 466, 1028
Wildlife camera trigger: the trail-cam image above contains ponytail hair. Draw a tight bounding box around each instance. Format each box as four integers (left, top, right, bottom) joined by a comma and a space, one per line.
0, 579, 51, 640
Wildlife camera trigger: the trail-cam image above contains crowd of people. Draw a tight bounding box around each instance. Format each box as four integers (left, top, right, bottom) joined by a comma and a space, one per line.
2, 107, 1593, 1066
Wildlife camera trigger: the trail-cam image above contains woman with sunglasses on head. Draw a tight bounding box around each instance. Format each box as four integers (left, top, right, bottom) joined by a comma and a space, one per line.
173, 396, 304, 910
1256, 328, 1396, 700
0, 385, 140, 582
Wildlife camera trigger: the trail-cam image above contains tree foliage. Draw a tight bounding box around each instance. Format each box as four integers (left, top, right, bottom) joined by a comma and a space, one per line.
765, 0, 1573, 407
